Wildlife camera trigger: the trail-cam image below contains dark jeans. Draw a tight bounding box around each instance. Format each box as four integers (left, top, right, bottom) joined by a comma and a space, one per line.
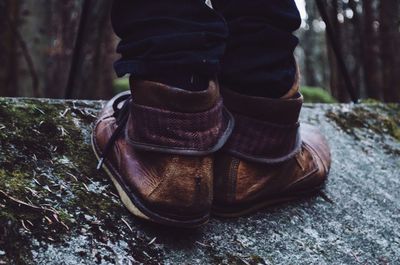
111, 0, 301, 98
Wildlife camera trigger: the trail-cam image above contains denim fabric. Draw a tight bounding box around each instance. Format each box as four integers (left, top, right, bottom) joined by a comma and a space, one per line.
111, 0, 301, 97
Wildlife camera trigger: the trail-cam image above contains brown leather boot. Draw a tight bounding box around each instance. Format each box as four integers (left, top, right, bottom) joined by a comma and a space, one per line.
213, 83, 331, 217
92, 79, 234, 227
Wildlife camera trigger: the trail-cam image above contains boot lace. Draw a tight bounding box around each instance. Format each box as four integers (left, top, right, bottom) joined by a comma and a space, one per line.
97, 94, 132, 170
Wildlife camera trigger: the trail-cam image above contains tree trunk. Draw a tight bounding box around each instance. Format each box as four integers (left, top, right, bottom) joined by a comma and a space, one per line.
303, 1, 320, 87
0, 0, 19, 97
44, 0, 83, 98
17, 0, 53, 97
347, 0, 362, 97
65, 0, 115, 100
0, 0, 116, 100
379, 0, 400, 102
326, 0, 350, 102
361, 0, 382, 100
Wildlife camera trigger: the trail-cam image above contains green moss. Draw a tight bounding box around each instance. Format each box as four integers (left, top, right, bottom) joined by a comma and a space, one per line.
0, 100, 103, 244
58, 209, 74, 225
113, 77, 130, 94
301, 86, 337, 103
0, 170, 31, 193
326, 104, 400, 141
0, 98, 164, 263
359, 98, 382, 104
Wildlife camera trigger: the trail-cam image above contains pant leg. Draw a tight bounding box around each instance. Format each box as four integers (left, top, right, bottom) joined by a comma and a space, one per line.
111, 0, 228, 78
212, 0, 301, 98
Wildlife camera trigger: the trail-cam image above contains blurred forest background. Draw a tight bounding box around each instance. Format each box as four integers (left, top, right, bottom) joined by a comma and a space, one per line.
0, 0, 399, 102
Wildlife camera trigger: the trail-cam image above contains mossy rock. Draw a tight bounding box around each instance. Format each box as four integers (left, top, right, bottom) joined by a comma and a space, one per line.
0, 99, 162, 264
0, 98, 399, 264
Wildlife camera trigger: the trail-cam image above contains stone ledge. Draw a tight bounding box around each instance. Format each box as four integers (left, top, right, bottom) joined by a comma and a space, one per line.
0, 98, 399, 265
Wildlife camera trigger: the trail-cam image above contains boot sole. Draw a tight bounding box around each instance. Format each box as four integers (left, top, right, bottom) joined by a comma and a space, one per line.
91, 134, 209, 228
212, 186, 324, 218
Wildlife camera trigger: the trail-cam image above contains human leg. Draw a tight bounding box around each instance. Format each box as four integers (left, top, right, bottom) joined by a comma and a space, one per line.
111, 0, 228, 90
212, 0, 301, 98
211, 0, 331, 216
93, 0, 234, 227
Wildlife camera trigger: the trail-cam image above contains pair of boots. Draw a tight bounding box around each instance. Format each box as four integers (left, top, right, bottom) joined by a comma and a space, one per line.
92, 77, 331, 228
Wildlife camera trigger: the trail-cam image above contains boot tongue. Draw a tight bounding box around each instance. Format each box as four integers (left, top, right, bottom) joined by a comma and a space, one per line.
130, 78, 220, 113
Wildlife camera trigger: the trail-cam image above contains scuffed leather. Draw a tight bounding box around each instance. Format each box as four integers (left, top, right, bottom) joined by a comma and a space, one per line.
93, 82, 221, 220
214, 103, 331, 210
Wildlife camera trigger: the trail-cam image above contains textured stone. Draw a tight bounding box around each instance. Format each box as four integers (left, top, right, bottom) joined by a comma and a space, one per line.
0, 98, 399, 265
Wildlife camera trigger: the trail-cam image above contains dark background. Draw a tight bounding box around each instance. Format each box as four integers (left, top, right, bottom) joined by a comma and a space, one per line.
0, 0, 399, 102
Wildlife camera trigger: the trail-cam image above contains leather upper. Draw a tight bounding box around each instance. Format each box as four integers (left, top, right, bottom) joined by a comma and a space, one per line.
214, 87, 331, 209
214, 124, 331, 206
93, 81, 227, 220
221, 87, 303, 163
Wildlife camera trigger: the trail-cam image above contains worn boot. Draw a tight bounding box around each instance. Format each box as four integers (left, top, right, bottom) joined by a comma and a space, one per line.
92, 79, 234, 227
213, 81, 331, 217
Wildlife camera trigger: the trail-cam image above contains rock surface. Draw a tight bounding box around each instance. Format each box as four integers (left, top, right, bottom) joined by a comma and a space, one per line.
0, 98, 399, 265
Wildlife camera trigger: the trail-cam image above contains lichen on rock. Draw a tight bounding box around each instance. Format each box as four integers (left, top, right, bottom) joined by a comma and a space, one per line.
0, 98, 163, 265
326, 103, 400, 141
0, 98, 399, 265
